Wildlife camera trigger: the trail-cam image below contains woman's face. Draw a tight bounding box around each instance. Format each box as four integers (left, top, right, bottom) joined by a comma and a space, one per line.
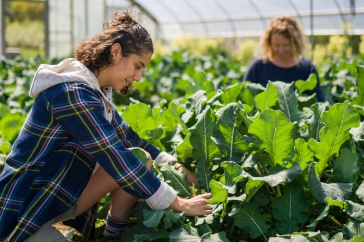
270, 33, 292, 59
98, 44, 152, 92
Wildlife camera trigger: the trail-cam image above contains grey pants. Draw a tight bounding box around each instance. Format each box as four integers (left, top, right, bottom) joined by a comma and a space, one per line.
24, 204, 78, 242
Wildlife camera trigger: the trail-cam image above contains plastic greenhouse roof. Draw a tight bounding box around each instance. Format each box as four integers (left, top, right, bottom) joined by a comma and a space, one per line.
3, 0, 362, 58
130, 0, 364, 40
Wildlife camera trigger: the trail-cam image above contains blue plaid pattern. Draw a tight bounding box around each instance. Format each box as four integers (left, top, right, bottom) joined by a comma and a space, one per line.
0, 82, 161, 241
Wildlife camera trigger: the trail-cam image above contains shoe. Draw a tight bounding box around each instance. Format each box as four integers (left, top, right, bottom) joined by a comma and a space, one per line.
96, 231, 122, 242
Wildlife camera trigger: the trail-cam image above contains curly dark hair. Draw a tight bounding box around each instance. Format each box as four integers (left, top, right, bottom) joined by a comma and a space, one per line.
74, 9, 153, 94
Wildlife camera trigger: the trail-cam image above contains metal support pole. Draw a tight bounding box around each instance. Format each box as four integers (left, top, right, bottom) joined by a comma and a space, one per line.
44, 0, 49, 58
1, 0, 5, 56
85, 0, 88, 35
70, 0, 74, 55
103, 0, 107, 22
310, 0, 314, 60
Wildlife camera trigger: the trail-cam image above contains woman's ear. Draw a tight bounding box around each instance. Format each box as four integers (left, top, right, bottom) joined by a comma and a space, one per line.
110, 43, 122, 59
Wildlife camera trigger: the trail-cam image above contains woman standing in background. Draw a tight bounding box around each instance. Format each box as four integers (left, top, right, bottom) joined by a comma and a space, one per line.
243, 16, 324, 102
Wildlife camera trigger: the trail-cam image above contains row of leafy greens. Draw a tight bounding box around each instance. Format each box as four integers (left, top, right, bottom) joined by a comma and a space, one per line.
1, 53, 364, 241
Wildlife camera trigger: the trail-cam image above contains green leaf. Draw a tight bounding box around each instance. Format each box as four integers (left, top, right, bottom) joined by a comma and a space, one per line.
159, 163, 190, 198
292, 138, 313, 171
220, 161, 243, 187
239, 162, 301, 187
129, 147, 149, 166
121, 221, 164, 241
325, 198, 348, 209
149, 105, 169, 147
350, 235, 364, 242
243, 179, 264, 203
325, 233, 344, 242
304, 102, 328, 141
122, 103, 157, 139
249, 109, 294, 167
272, 183, 309, 234
268, 232, 327, 241
324, 182, 353, 203
0, 103, 10, 119
308, 163, 326, 204
356, 181, 364, 202
238, 103, 255, 134
333, 148, 359, 183
190, 106, 218, 191
234, 203, 269, 240
201, 232, 229, 242
186, 72, 216, 100
169, 224, 229, 242
254, 83, 278, 112
220, 83, 242, 105
143, 209, 164, 228
212, 103, 249, 162
162, 210, 182, 230
176, 133, 193, 159
273, 81, 307, 123
207, 179, 228, 204
308, 101, 360, 177
352, 65, 364, 106
347, 201, 364, 222
187, 90, 208, 116
0, 113, 26, 143
0, 137, 12, 155
295, 73, 318, 93
165, 102, 189, 135
306, 205, 330, 230
0, 154, 6, 167
241, 82, 265, 106
308, 164, 353, 204
350, 121, 364, 142
343, 219, 364, 239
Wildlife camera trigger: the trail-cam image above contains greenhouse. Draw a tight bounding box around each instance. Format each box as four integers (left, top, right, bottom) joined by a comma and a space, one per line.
0, 0, 363, 57
1, 1, 364, 242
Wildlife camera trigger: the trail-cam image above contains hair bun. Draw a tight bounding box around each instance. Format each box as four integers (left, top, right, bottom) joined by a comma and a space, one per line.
104, 9, 139, 30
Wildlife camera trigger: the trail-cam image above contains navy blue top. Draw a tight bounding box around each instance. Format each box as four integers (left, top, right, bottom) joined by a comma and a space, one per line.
243, 57, 324, 101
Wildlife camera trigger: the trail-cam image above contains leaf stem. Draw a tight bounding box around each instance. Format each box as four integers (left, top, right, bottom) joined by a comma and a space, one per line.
276, 184, 282, 196
257, 162, 277, 196
217, 200, 227, 231
329, 215, 343, 227
257, 161, 266, 176
228, 224, 235, 237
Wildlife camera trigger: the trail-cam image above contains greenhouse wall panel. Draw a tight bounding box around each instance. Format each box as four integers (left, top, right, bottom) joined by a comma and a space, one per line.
1, 0, 363, 57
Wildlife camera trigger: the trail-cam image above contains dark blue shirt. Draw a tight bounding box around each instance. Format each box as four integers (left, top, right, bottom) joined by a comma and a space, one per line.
243, 57, 324, 101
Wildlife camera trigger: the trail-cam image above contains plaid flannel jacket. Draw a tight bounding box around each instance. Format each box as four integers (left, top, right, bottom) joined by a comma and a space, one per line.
0, 81, 162, 241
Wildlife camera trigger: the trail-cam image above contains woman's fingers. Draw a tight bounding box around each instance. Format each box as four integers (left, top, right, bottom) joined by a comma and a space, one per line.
184, 193, 213, 216
197, 193, 212, 199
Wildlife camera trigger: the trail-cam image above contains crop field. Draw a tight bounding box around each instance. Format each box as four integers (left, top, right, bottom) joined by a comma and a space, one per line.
1, 52, 364, 241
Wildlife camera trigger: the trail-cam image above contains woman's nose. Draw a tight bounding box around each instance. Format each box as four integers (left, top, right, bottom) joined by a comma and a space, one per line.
134, 70, 143, 82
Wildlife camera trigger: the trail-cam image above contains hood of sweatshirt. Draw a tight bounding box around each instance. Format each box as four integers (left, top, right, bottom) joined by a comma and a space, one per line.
29, 58, 114, 120
29, 59, 179, 209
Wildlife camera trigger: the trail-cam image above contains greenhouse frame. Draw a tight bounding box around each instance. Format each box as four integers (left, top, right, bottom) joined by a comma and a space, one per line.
0, 0, 363, 58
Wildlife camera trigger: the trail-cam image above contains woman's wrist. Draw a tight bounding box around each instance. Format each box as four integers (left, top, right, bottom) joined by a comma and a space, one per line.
169, 196, 185, 213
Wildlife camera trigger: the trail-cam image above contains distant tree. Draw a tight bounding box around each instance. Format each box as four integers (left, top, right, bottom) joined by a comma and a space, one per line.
5, 1, 45, 22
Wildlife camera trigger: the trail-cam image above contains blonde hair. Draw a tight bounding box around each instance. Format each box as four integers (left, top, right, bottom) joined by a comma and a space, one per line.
261, 16, 305, 64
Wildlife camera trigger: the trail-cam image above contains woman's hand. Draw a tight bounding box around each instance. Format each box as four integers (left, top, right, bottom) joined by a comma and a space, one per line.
169, 193, 212, 216
175, 163, 199, 186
